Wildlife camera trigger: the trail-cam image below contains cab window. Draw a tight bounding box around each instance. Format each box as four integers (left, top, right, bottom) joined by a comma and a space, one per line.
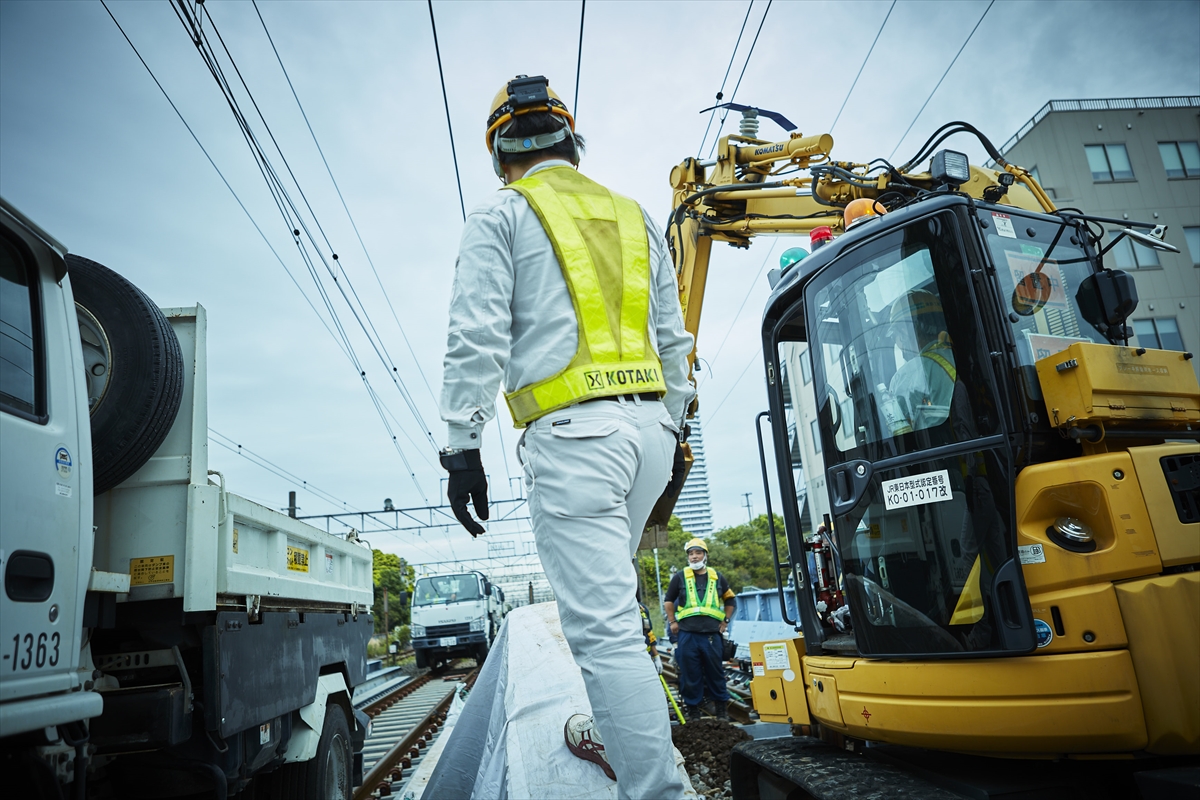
0, 235, 43, 420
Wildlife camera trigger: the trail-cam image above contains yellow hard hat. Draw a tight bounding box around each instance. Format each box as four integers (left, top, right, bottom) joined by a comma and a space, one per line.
889, 290, 943, 323
684, 538, 708, 553
485, 75, 575, 153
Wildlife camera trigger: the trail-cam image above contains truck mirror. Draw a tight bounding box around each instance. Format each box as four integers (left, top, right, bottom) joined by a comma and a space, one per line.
398, 591, 409, 606
1077, 269, 1138, 340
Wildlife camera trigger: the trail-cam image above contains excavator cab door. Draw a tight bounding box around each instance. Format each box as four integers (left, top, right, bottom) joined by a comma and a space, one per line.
777, 208, 1035, 657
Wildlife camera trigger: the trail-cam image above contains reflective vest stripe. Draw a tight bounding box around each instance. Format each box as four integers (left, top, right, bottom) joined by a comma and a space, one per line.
921, 350, 957, 382
503, 167, 666, 425
676, 567, 726, 621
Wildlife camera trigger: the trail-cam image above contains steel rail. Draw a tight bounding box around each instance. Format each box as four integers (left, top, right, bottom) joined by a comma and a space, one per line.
354, 666, 480, 799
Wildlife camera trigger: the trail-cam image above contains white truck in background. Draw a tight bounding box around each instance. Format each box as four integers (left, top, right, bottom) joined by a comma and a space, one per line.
409, 571, 505, 668
0, 197, 375, 799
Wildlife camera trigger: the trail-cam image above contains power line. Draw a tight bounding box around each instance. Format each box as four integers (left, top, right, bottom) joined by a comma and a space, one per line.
828, 0, 896, 133
428, 0, 467, 222
705, 350, 760, 424
573, 0, 586, 118
698, 238, 779, 388
888, 0, 995, 161
106, 0, 432, 502
697, 0, 755, 157
182, 2, 439, 457
706, 0, 774, 160
209, 428, 360, 513
252, 0, 440, 408
97, 1, 347, 363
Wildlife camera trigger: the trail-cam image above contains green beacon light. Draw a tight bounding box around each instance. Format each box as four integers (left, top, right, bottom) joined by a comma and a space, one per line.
780, 247, 809, 274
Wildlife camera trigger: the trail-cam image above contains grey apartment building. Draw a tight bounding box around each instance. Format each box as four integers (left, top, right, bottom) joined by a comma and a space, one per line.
995, 96, 1200, 376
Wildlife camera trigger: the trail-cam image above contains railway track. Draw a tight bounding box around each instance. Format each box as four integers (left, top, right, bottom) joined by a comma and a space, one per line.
353, 660, 480, 800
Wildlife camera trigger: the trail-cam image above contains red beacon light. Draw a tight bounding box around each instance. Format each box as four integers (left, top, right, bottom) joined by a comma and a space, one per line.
810, 226, 833, 250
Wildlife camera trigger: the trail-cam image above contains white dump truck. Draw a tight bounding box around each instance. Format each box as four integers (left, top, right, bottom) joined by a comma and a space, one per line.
0, 198, 375, 798
409, 571, 504, 668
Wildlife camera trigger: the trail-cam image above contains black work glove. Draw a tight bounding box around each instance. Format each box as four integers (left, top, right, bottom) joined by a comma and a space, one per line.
440, 449, 489, 537
665, 439, 687, 498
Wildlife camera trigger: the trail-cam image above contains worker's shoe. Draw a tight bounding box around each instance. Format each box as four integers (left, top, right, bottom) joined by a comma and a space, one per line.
564, 714, 616, 781
683, 705, 703, 722
714, 701, 730, 721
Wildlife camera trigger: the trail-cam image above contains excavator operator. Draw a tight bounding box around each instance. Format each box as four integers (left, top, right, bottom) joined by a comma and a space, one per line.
437, 74, 693, 799
886, 289, 957, 435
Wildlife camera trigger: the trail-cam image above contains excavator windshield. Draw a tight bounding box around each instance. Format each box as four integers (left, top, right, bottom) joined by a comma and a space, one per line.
770, 204, 1035, 657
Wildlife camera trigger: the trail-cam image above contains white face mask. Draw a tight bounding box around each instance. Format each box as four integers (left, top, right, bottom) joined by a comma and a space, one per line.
687, 558, 706, 571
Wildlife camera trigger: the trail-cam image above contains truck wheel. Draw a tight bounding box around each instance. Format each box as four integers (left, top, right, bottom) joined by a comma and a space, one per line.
307, 703, 352, 800
67, 255, 183, 495
414, 648, 428, 669
475, 640, 489, 664
262, 703, 352, 799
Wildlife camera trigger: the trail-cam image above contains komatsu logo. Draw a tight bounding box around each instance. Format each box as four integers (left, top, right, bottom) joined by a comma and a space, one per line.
753, 143, 785, 156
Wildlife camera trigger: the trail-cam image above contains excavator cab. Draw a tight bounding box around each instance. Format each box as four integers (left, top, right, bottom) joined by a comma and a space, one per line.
762, 194, 1137, 659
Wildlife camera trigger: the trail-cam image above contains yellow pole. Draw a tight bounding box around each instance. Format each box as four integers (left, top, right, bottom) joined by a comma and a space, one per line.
660, 673, 685, 725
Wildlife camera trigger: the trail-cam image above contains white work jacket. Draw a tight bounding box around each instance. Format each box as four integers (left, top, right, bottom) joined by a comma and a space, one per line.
440, 160, 695, 449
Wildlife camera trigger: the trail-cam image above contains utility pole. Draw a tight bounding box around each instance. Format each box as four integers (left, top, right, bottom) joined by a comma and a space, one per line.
288, 491, 297, 518
653, 547, 664, 622
742, 492, 754, 522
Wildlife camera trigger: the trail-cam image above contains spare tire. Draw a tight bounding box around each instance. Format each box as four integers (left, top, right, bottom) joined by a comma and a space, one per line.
66, 255, 183, 495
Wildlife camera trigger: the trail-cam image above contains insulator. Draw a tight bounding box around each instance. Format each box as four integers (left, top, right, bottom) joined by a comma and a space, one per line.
739, 109, 759, 138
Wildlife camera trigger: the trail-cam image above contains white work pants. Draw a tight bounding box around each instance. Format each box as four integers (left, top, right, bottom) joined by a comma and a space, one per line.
519, 398, 687, 800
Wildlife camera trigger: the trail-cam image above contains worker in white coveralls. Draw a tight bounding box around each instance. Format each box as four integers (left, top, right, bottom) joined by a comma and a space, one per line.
438, 75, 693, 799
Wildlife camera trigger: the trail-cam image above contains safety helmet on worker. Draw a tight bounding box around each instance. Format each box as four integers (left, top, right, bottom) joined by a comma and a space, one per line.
485, 75, 575, 155
685, 538, 708, 554
889, 290, 943, 323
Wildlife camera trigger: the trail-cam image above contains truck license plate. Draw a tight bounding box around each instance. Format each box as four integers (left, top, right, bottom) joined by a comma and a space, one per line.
439, 636, 456, 647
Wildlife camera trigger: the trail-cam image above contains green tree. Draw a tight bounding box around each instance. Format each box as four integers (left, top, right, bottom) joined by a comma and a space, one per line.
372, 549, 414, 636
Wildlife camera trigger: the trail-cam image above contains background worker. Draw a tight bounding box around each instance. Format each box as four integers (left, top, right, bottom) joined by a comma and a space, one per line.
663, 539, 736, 721
886, 289, 957, 434
438, 75, 693, 799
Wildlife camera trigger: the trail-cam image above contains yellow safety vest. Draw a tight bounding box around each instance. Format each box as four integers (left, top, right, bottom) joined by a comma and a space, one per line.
503, 167, 666, 426
676, 567, 726, 622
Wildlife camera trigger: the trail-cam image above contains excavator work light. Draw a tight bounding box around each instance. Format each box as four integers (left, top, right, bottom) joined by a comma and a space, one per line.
931, 149, 970, 188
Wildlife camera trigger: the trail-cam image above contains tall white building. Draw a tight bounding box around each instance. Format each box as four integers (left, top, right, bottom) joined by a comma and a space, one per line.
675, 413, 715, 537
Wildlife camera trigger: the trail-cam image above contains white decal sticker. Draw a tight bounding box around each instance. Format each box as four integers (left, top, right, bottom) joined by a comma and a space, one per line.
882, 470, 952, 510
259, 722, 271, 745
762, 642, 791, 672
992, 212, 1016, 239
1018, 543, 1046, 564
325, 553, 334, 574
55, 446, 72, 479
782, 669, 796, 683
55, 483, 72, 498
752, 662, 765, 677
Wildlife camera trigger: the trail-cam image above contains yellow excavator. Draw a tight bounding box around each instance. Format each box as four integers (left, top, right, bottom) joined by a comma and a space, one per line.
664, 106, 1199, 798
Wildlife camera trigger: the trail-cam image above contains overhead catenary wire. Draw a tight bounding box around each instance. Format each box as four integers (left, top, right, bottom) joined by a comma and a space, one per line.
428, 0, 467, 223
697, 0, 755, 158
887, 0, 996, 161
96, 1, 351, 365
828, 0, 896, 133
573, 0, 586, 118
109, 0, 432, 502
252, 0, 440, 408
210, 429, 360, 513
698, 238, 779, 389
705, 0, 774, 160
179, 2, 439, 457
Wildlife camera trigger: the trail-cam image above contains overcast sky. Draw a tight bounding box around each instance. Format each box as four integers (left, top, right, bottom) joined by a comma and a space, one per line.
3, 0, 1198, 568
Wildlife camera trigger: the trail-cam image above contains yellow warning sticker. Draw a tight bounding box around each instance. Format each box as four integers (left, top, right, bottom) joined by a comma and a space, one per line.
130, 555, 174, 586
232, 528, 239, 554
287, 546, 309, 573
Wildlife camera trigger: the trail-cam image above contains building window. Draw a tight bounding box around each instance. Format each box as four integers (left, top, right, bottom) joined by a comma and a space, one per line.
1028, 165, 1041, 184
1185, 227, 1200, 267
1085, 144, 1134, 182
1133, 318, 1186, 352
810, 419, 822, 454
1109, 231, 1160, 269
1158, 141, 1200, 179
800, 351, 812, 384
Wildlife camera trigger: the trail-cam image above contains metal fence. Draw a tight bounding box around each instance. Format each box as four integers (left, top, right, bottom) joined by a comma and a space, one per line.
997, 96, 1200, 157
